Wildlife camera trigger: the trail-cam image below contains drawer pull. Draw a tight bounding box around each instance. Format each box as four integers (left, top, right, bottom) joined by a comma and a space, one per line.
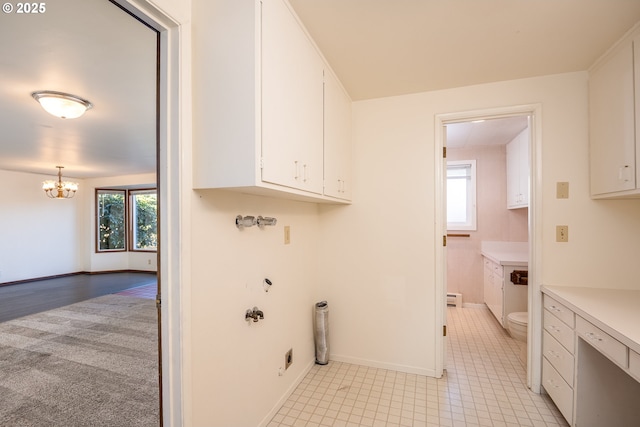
546, 379, 560, 389
549, 325, 561, 332
585, 332, 603, 342
546, 350, 560, 359
549, 305, 562, 313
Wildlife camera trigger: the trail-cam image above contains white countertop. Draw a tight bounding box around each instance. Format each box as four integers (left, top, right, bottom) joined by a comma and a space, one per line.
542, 285, 640, 355
480, 241, 528, 266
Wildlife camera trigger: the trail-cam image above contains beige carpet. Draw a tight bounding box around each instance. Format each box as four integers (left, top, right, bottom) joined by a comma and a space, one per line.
0, 294, 159, 426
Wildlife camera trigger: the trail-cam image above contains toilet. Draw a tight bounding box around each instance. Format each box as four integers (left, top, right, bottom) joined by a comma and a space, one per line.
507, 311, 528, 364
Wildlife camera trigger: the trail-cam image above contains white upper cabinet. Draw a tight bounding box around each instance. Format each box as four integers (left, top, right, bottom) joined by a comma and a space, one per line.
261, 0, 324, 194
506, 129, 529, 209
589, 32, 640, 198
323, 70, 352, 200
192, 0, 352, 203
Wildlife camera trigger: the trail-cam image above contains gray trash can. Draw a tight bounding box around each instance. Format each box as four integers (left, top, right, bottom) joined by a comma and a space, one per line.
314, 301, 329, 365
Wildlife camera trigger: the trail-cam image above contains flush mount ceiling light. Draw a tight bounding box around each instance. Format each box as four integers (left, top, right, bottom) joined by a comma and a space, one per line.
31, 90, 93, 119
43, 166, 78, 199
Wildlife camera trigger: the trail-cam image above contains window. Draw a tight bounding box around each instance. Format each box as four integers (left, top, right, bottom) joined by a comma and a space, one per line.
97, 190, 126, 251
130, 189, 157, 251
447, 160, 476, 231
96, 188, 157, 253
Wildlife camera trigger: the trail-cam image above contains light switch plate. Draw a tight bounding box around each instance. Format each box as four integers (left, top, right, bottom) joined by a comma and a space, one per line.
556, 225, 568, 242
284, 226, 291, 245
557, 182, 569, 199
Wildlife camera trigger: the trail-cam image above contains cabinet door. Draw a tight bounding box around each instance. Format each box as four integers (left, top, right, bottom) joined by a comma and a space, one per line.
506, 139, 520, 208
506, 130, 529, 209
589, 38, 636, 196
324, 70, 352, 200
261, 0, 324, 194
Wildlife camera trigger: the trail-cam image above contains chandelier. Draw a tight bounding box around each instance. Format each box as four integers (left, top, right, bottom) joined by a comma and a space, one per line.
43, 166, 78, 199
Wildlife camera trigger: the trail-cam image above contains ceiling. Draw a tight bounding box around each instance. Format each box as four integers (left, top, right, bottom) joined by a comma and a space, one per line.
0, 0, 157, 180
289, 0, 640, 101
2, 1, 640, 179
446, 116, 529, 149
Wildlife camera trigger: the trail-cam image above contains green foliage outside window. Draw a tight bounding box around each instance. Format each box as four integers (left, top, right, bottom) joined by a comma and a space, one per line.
98, 191, 126, 250
132, 192, 157, 250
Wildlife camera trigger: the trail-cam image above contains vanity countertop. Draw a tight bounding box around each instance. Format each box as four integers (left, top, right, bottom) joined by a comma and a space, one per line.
542, 285, 640, 355
480, 241, 528, 267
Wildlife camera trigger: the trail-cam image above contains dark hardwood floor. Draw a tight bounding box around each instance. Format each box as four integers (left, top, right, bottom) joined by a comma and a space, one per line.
0, 272, 157, 323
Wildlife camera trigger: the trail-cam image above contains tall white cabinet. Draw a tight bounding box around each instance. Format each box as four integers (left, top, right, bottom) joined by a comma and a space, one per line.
589, 31, 640, 198
323, 71, 352, 200
506, 129, 529, 209
192, 0, 352, 203
261, 0, 324, 194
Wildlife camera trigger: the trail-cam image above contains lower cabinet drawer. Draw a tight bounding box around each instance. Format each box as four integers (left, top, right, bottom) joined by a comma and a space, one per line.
576, 316, 627, 369
543, 358, 573, 425
544, 295, 575, 328
629, 349, 640, 383
543, 331, 574, 386
544, 309, 575, 353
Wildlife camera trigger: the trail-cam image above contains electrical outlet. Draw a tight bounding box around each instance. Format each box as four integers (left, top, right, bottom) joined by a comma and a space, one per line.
285, 348, 293, 370
284, 226, 291, 245
557, 182, 569, 199
556, 225, 569, 242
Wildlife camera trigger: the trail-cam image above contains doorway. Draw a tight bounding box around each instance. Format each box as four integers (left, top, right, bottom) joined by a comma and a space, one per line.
0, 0, 185, 423
435, 105, 543, 392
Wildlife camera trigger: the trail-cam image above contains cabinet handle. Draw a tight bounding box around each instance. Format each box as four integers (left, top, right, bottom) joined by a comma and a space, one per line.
546, 379, 560, 389
303, 164, 308, 182
546, 350, 559, 359
585, 332, 603, 342
619, 165, 631, 182
338, 179, 346, 193
294, 161, 300, 180
549, 305, 562, 313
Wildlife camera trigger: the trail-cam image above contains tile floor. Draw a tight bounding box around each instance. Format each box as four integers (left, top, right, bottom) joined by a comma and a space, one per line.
268, 305, 568, 427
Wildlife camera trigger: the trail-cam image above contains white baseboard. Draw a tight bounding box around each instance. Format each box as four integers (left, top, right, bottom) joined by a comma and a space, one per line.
462, 303, 486, 308
259, 358, 315, 427
329, 354, 437, 377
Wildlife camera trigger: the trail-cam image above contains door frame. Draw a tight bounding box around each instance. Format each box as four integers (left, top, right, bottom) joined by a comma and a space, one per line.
434, 104, 543, 393
116, 0, 187, 424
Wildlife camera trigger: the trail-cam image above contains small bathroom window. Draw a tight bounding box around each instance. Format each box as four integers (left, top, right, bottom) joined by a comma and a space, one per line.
447, 160, 477, 231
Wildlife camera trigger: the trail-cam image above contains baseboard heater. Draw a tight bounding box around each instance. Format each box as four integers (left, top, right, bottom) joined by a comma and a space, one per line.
447, 293, 462, 307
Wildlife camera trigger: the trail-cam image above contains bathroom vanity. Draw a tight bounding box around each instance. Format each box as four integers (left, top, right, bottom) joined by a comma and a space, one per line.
481, 241, 528, 327
541, 286, 640, 426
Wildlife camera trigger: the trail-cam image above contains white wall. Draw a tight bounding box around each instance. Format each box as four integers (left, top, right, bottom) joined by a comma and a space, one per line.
0, 170, 157, 283
0, 169, 83, 282
188, 190, 320, 426
317, 71, 640, 379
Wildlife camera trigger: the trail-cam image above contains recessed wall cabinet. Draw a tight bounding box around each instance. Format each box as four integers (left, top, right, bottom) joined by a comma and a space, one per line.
192, 0, 352, 203
506, 129, 529, 209
589, 31, 640, 198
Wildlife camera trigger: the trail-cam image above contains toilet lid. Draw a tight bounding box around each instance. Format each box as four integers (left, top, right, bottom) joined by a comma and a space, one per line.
508, 312, 528, 325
